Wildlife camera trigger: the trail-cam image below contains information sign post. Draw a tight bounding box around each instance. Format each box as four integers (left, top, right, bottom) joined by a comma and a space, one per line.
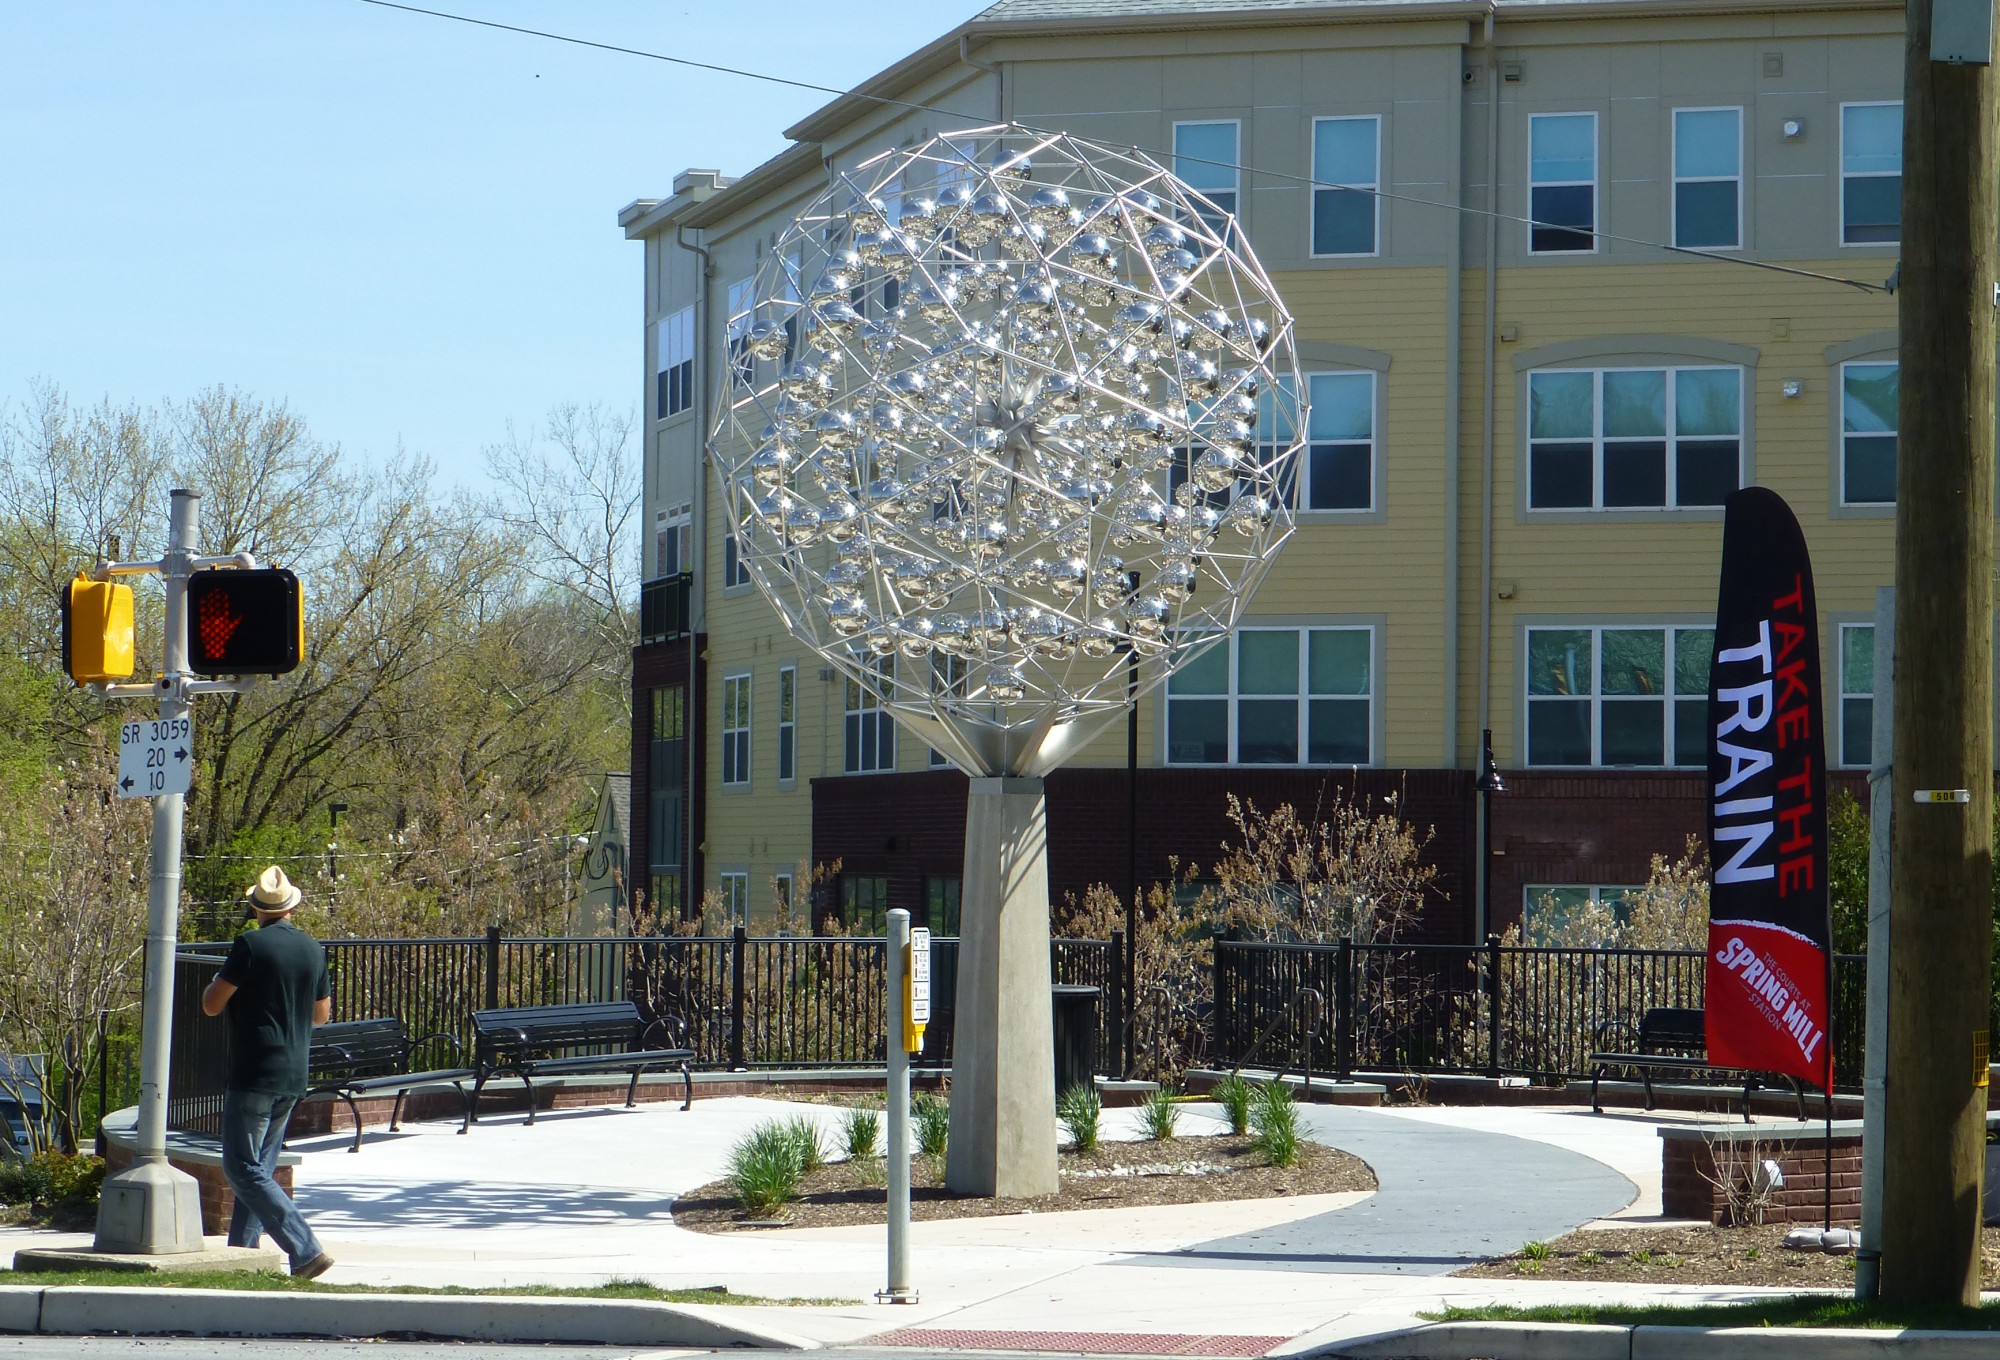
880, 909, 920, 1304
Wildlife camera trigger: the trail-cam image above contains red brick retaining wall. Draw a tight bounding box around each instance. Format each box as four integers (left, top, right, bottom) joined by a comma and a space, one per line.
1661, 1129, 1861, 1225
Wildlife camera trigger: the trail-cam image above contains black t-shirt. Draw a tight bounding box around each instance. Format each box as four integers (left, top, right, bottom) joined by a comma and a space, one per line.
216, 919, 330, 1096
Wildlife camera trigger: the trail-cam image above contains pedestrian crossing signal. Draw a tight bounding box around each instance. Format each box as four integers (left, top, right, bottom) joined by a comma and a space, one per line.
61, 576, 135, 685
186, 568, 304, 676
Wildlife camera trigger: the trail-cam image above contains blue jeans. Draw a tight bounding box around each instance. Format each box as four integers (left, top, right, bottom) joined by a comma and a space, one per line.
221, 1089, 325, 1266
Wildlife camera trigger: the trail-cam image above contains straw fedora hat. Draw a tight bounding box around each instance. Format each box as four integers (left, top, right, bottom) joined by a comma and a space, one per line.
244, 865, 303, 913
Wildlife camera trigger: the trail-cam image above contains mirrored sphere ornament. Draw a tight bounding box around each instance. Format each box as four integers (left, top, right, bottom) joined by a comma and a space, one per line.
709, 124, 1303, 777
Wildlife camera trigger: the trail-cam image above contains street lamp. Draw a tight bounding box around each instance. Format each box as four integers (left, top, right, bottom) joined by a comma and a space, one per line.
326, 801, 349, 911
1475, 730, 1505, 940
712, 124, 1304, 1197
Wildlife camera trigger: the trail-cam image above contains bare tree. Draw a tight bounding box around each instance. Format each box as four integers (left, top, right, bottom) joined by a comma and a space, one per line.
1213, 793, 1438, 944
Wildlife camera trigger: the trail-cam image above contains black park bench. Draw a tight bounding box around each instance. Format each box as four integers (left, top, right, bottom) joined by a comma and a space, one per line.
304, 1017, 476, 1153
465, 1000, 694, 1130
1589, 1005, 1807, 1123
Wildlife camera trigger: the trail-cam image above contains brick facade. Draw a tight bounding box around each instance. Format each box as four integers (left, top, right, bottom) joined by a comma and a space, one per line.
1661, 1127, 1862, 1225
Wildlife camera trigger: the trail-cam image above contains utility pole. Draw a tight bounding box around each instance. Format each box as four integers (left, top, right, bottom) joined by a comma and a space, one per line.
1882, 0, 1997, 1305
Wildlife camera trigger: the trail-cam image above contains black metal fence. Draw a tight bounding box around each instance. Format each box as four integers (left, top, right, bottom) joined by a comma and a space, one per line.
167, 930, 1121, 1131
1212, 937, 1876, 1089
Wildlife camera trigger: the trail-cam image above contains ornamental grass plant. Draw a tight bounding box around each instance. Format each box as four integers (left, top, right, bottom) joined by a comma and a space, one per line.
1249, 1079, 1300, 1168
1138, 1085, 1180, 1141
1057, 1082, 1102, 1152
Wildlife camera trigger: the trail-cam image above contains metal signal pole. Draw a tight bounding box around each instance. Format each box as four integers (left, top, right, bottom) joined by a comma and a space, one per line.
1882, 0, 1998, 1305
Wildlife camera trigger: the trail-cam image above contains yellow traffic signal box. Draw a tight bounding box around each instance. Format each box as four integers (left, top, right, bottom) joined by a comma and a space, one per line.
62, 576, 136, 685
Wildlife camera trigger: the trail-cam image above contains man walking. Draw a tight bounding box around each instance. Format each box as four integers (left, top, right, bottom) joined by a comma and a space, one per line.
200, 865, 335, 1279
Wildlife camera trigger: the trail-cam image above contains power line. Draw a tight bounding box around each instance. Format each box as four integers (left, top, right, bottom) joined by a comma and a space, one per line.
352, 0, 1891, 295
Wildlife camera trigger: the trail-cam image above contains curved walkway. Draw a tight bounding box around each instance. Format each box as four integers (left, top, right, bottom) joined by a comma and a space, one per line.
1129, 1104, 1639, 1276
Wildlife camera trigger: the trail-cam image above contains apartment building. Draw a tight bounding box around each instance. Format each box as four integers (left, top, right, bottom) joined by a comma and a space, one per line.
617, 0, 1902, 941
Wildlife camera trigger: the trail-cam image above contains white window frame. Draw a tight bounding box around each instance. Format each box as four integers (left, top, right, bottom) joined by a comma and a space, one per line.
721, 673, 752, 787
654, 502, 690, 580
1525, 365, 1744, 512
725, 276, 755, 385
1840, 101, 1903, 248
719, 871, 749, 927
656, 305, 695, 418
844, 653, 896, 774
776, 665, 797, 783
1671, 106, 1743, 251
773, 870, 795, 918
1164, 625, 1375, 767
1309, 115, 1381, 259
1838, 621, 1875, 769
1522, 623, 1713, 769
1173, 119, 1242, 239
1838, 359, 1899, 507
1300, 371, 1377, 512
929, 653, 966, 767
1527, 111, 1599, 256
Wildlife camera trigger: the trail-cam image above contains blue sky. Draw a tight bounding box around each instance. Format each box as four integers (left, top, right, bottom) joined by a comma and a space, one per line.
1, 1, 987, 486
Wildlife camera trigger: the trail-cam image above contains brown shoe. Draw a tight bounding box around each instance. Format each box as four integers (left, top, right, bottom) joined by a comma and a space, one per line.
291, 1252, 335, 1280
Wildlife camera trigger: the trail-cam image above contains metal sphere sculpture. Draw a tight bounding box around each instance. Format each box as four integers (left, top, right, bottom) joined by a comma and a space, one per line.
711, 124, 1303, 775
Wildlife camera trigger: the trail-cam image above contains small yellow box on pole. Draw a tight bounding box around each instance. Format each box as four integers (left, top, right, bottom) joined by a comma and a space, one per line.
62, 576, 135, 685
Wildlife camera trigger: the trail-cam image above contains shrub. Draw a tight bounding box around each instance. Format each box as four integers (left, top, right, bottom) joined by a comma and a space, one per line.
1214, 1071, 1253, 1136
1521, 1240, 1552, 1261
726, 1123, 808, 1215
1057, 1082, 1102, 1153
0, 1151, 105, 1210
1138, 1085, 1179, 1141
1249, 1080, 1300, 1168
773, 1115, 826, 1174
913, 1092, 949, 1160
841, 1106, 881, 1161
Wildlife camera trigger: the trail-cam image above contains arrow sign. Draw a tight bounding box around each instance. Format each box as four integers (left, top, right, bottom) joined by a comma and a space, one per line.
118, 717, 194, 800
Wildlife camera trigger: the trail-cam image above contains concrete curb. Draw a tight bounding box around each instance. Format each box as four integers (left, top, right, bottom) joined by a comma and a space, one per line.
0, 1285, 818, 1349
1319, 1321, 2000, 1359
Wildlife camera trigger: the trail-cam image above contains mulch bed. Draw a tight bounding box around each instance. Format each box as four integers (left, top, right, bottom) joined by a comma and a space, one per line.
673, 1135, 1375, 1232
1459, 1224, 2000, 1289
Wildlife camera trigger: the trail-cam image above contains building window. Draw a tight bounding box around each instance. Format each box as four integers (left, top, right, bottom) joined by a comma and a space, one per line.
1840, 361, 1898, 506
1303, 372, 1374, 511
656, 305, 695, 418
1529, 112, 1597, 253
647, 684, 686, 919
842, 874, 890, 935
723, 532, 751, 587
777, 666, 797, 781
1311, 116, 1379, 256
1523, 885, 1641, 944
654, 503, 690, 579
773, 871, 795, 926
720, 871, 749, 927
1842, 102, 1902, 245
725, 277, 754, 386
844, 654, 896, 773
1174, 120, 1240, 239
1166, 626, 1373, 766
1672, 107, 1741, 249
721, 674, 751, 787
926, 876, 962, 935
1840, 622, 1875, 768
930, 653, 966, 767
1525, 625, 1713, 767
1527, 366, 1741, 510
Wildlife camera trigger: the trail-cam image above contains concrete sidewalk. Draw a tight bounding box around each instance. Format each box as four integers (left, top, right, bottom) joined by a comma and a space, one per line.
2, 1096, 1906, 1354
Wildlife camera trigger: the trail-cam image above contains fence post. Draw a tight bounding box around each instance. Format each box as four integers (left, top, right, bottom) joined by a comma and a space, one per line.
1109, 929, 1127, 1080
483, 925, 501, 1011
1485, 932, 1502, 1078
729, 924, 748, 1070
1335, 936, 1354, 1079
1212, 927, 1234, 1068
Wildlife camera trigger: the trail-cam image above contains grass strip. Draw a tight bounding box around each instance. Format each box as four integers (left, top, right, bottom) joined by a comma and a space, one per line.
0, 1268, 851, 1305
1429, 1298, 2000, 1331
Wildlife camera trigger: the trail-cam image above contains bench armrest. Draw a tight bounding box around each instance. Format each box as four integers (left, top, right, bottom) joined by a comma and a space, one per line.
641, 1013, 689, 1050
410, 1031, 465, 1062
1592, 1018, 1638, 1052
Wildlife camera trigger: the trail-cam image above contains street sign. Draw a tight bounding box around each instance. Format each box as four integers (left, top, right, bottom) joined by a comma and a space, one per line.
909, 927, 931, 1025
118, 717, 193, 799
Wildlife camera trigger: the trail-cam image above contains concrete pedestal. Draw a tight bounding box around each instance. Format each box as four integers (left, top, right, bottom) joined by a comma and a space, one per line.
946, 777, 1059, 1199
94, 1158, 205, 1255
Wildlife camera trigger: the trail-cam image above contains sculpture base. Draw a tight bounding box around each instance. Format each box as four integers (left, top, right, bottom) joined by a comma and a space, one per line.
945, 777, 1059, 1200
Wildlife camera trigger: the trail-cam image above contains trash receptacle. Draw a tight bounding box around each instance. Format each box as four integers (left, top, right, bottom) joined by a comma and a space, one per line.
1051, 984, 1100, 1097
